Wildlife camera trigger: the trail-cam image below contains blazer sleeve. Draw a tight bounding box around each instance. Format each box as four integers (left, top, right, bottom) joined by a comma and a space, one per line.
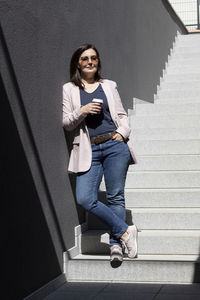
62, 84, 86, 131
113, 82, 131, 140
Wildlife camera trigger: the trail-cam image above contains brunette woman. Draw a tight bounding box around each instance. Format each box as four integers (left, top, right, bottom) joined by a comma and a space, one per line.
63, 44, 137, 262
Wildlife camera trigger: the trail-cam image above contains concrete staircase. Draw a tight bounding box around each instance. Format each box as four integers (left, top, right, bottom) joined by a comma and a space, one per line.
66, 34, 200, 283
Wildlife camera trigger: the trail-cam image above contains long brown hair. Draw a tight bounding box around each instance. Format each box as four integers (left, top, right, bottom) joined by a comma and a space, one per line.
70, 44, 102, 89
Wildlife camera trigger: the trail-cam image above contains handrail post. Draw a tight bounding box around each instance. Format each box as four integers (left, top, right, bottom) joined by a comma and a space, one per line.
197, 0, 200, 29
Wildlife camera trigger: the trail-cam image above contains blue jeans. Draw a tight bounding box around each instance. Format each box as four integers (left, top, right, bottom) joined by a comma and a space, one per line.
76, 138, 131, 247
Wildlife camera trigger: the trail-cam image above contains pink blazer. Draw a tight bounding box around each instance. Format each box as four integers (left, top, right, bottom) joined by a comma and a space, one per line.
63, 79, 137, 173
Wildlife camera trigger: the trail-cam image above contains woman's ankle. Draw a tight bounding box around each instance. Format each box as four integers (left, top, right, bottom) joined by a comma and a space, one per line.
120, 231, 129, 241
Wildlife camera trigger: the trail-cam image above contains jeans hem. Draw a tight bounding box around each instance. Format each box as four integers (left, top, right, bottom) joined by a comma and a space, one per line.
115, 225, 128, 239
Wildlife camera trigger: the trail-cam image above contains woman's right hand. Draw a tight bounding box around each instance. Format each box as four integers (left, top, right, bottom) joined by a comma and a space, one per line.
81, 103, 102, 115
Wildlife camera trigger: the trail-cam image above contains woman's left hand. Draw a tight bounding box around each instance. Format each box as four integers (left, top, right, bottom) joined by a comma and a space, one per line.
112, 132, 124, 142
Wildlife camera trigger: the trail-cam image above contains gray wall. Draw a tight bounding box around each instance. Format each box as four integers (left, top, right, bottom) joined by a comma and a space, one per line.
0, 0, 186, 299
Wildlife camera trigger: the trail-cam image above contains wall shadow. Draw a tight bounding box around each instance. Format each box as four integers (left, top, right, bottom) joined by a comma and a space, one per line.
1, 76, 62, 299
193, 244, 200, 283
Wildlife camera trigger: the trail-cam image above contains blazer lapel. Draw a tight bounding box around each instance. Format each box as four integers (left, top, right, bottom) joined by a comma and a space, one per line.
101, 81, 116, 119
71, 85, 81, 109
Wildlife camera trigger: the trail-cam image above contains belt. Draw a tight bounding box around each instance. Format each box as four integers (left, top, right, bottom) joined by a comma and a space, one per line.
90, 132, 116, 145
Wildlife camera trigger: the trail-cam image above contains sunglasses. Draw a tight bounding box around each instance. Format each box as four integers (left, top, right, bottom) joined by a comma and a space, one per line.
79, 55, 98, 63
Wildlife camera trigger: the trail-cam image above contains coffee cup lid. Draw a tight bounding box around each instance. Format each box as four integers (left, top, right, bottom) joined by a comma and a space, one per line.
92, 98, 103, 104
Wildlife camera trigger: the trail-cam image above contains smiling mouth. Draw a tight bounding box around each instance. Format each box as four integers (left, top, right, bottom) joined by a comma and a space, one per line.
86, 65, 96, 69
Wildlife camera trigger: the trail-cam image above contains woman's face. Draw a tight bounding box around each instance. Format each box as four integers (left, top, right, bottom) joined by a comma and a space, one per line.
78, 48, 98, 78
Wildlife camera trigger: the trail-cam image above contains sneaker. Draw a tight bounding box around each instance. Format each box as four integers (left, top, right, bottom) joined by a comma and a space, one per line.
122, 225, 138, 258
110, 245, 123, 262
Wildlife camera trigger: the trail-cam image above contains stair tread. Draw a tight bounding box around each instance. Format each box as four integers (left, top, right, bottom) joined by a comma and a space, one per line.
73, 254, 200, 262
128, 170, 200, 173
125, 187, 200, 191
83, 229, 200, 235
116, 208, 200, 212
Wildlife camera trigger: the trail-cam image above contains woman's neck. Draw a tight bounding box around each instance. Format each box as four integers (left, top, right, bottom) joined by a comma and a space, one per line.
81, 73, 97, 84
82, 79, 95, 85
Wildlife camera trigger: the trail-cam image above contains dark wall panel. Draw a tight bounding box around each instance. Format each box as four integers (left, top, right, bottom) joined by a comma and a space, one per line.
1, 76, 62, 299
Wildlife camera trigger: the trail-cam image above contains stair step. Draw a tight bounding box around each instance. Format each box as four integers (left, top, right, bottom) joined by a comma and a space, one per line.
128, 155, 200, 171
173, 46, 200, 52
125, 188, 200, 208
131, 128, 200, 140
174, 40, 200, 47
67, 254, 200, 283
157, 90, 200, 99
135, 103, 200, 116
166, 66, 200, 75
97, 188, 200, 208
88, 208, 200, 230
130, 115, 200, 128
176, 42, 200, 48
178, 34, 200, 41
124, 171, 200, 189
169, 52, 200, 60
168, 60, 200, 68
132, 140, 200, 155
80, 230, 200, 255
163, 73, 200, 82
155, 98, 200, 104
159, 81, 200, 90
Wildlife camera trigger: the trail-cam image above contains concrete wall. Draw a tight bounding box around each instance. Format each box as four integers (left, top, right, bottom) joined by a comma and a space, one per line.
0, 0, 186, 299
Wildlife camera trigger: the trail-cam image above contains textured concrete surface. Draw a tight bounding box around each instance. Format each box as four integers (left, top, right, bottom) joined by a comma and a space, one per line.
126, 171, 200, 188
134, 103, 200, 115
128, 155, 200, 171
43, 282, 200, 300
66, 255, 200, 283
88, 207, 200, 230
80, 230, 200, 255
125, 189, 200, 207
130, 115, 200, 128
133, 140, 200, 155
132, 127, 200, 140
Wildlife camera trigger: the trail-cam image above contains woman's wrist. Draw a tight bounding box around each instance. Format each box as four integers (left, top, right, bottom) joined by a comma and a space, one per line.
80, 106, 88, 116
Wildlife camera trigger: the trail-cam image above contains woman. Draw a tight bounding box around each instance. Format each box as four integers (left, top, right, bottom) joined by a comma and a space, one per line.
63, 44, 137, 262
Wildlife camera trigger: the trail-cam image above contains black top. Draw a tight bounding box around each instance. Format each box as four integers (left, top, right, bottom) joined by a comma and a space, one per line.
80, 84, 116, 138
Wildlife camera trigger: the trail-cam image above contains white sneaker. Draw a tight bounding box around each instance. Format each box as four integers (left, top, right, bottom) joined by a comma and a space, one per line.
110, 245, 123, 262
122, 225, 138, 258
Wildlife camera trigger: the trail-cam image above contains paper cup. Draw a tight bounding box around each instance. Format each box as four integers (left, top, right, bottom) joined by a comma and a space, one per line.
92, 98, 103, 104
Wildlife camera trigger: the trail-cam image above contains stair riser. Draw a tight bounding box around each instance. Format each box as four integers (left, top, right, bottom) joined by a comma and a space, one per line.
131, 128, 200, 140
166, 68, 200, 75
135, 103, 200, 115
88, 211, 200, 230
168, 61, 200, 68
157, 91, 200, 99
130, 115, 200, 128
97, 188, 200, 207
155, 99, 200, 104
169, 53, 200, 60
125, 172, 200, 189
172, 42, 200, 50
159, 82, 200, 90
168, 62, 200, 69
67, 260, 200, 283
132, 140, 200, 155
80, 234, 200, 255
125, 190, 200, 208
163, 74, 200, 82
128, 155, 200, 171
